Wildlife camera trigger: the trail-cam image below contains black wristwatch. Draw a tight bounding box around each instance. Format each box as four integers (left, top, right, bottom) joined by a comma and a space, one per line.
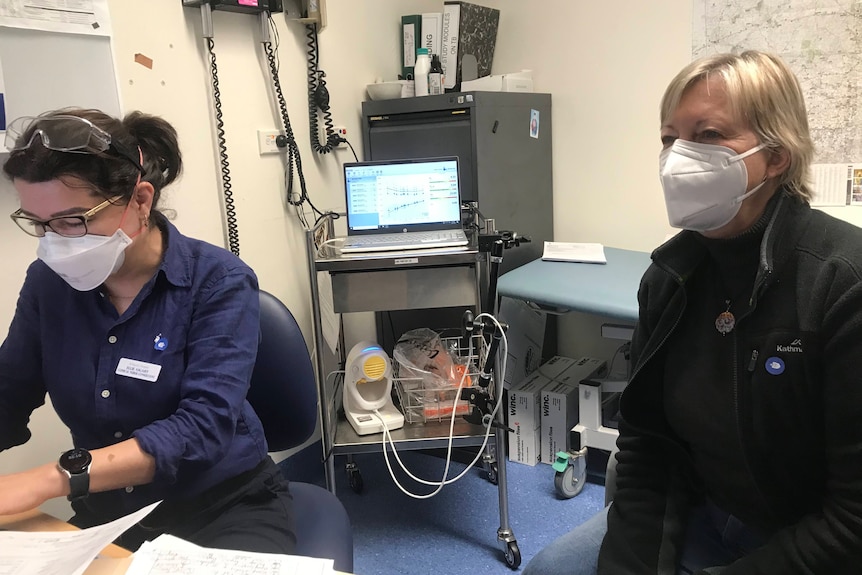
58, 448, 92, 501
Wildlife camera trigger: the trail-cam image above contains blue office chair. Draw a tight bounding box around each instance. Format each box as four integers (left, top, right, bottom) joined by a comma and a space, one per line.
247, 290, 353, 572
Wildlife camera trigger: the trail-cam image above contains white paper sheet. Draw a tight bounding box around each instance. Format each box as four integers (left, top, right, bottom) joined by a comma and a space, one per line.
0, 501, 160, 575
317, 270, 341, 355
542, 242, 607, 264
0, 0, 112, 36
811, 163, 851, 206
126, 534, 334, 575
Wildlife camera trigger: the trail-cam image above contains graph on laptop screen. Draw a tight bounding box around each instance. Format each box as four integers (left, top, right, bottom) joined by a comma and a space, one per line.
345, 158, 461, 234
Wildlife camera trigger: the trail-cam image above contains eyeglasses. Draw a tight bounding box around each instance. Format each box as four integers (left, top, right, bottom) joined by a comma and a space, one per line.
4, 115, 143, 172
10, 195, 125, 238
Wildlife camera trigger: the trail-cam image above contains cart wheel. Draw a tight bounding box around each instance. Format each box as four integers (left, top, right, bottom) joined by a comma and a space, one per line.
504, 540, 521, 569
486, 462, 499, 485
347, 465, 364, 494
554, 463, 586, 499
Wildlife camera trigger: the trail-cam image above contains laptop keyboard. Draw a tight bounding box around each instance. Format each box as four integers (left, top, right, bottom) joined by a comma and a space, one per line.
356, 231, 463, 245
341, 230, 468, 253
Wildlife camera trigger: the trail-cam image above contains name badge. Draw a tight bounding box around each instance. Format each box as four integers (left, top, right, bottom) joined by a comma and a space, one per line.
116, 358, 162, 382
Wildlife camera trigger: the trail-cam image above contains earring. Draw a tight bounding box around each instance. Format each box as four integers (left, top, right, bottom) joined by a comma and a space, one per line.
141, 214, 150, 228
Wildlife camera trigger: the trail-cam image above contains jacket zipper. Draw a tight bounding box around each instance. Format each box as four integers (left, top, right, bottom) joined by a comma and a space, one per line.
735, 340, 774, 522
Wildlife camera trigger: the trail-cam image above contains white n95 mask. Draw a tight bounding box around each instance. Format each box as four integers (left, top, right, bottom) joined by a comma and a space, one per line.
37, 230, 133, 291
659, 139, 767, 232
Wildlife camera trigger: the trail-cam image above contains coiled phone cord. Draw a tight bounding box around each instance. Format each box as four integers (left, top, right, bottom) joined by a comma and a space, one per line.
306, 23, 341, 154
206, 37, 240, 257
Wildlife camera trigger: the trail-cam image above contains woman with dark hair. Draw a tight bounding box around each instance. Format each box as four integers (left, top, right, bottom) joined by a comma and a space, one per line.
0, 108, 296, 554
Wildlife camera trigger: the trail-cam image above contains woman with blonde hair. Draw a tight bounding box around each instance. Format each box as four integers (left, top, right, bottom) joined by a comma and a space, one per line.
525, 50, 862, 574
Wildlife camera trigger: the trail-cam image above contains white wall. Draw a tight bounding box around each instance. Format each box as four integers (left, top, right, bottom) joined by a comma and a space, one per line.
490, 0, 692, 359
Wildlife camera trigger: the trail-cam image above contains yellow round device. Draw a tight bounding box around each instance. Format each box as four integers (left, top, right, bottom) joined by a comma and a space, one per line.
343, 341, 404, 435
360, 355, 387, 382
344, 342, 393, 412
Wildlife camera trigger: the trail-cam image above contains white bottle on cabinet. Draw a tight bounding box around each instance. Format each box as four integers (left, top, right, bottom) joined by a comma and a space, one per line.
414, 48, 431, 97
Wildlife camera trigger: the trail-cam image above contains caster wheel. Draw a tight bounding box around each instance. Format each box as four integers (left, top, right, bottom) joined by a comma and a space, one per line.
504, 540, 521, 569
554, 463, 586, 499
486, 462, 499, 485
346, 465, 364, 494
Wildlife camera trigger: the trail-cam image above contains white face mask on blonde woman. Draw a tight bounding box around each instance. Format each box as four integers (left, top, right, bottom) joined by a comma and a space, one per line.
660, 139, 767, 232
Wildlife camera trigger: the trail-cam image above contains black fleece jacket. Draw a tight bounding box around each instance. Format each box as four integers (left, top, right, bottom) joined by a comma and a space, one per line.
598, 191, 862, 574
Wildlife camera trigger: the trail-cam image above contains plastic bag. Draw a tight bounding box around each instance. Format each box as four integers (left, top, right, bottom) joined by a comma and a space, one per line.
393, 328, 472, 421
393, 328, 471, 389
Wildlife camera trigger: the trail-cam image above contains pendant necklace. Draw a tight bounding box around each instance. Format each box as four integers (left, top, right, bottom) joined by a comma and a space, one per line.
715, 299, 735, 335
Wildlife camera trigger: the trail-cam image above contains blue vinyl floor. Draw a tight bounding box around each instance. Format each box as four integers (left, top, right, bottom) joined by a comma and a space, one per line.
280, 444, 606, 575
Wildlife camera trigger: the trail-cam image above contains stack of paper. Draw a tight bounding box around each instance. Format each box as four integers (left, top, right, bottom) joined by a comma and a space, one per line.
542, 242, 607, 264
0, 501, 160, 575
126, 534, 334, 575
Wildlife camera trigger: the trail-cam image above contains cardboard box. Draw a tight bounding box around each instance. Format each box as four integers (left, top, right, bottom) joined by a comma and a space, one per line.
460, 70, 534, 93
498, 296, 546, 390
540, 357, 608, 464
507, 372, 553, 466
535, 355, 577, 382
441, 1, 500, 90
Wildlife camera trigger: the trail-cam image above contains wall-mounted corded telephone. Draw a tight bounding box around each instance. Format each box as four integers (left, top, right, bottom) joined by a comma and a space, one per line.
182, 0, 283, 14
283, 0, 327, 29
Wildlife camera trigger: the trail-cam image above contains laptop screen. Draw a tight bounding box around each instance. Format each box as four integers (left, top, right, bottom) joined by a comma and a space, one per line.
344, 157, 462, 235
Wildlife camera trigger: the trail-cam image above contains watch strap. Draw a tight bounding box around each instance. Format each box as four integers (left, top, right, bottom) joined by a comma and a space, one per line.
67, 468, 90, 501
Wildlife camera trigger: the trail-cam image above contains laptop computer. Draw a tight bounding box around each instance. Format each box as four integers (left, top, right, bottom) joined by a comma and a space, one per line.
339, 156, 469, 254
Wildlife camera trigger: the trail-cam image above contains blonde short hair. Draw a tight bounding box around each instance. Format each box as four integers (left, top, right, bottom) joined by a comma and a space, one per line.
660, 51, 814, 202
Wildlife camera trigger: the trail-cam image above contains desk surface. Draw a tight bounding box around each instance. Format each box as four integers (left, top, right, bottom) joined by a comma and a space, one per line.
497, 247, 652, 323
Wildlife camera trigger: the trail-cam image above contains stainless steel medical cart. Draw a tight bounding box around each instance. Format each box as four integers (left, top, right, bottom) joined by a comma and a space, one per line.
304, 218, 521, 568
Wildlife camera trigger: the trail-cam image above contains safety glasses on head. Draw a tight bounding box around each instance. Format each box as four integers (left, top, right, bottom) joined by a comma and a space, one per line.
4, 114, 144, 173
5, 115, 112, 153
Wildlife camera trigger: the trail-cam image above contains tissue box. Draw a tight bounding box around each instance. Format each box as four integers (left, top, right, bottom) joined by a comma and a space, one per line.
507, 371, 554, 466
461, 71, 534, 93
539, 357, 608, 465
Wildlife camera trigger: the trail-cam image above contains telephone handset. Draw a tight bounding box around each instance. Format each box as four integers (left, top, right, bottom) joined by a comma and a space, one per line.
306, 23, 340, 154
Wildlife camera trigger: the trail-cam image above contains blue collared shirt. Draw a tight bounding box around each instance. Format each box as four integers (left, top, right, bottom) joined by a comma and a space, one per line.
0, 219, 268, 517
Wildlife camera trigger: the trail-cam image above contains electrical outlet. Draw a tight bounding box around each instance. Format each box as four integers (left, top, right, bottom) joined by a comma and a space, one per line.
257, 130, 283, 155
333, 126, 348, 148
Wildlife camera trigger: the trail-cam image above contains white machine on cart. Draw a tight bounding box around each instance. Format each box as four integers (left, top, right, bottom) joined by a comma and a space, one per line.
343, 341, 405, 436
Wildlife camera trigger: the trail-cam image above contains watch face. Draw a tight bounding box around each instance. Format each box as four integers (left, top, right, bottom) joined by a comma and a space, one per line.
59, 448, 92, 474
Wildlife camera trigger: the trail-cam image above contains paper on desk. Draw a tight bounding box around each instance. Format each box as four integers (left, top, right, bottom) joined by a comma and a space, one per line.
542, 242, 607, 264
126, 534, 334, 575
0, 501, 160, 575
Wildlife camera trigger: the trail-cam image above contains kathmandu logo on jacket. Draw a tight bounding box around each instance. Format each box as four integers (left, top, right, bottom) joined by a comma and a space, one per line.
776, 338, 803, 353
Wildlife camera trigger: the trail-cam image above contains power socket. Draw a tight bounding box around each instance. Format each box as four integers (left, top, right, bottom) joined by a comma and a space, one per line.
257, 129, 284, 155
333, 126, 348, 148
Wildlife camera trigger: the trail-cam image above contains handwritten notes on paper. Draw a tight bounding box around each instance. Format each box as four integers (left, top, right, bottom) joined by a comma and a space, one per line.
126, 534, 334, 575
